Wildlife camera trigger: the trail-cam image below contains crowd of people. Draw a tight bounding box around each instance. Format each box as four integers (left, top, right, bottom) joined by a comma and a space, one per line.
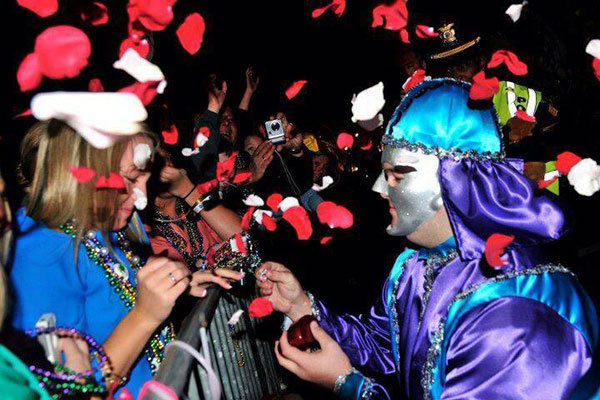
3, 1, 600, 399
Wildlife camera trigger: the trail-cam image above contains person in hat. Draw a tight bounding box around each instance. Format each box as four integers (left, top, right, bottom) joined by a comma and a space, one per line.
255, 78, 599, 399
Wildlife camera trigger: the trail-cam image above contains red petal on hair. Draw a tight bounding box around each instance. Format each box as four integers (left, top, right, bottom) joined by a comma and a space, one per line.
232, 171, 252, 184
196, 179, 218, 194
34, 26, 92, 80
176, 13, 205, 55
592, 58, 600, 81
317, 201, 354, 229
285, 80, 308, 100
266, 193, 283, 212
399, 28, 410, 43
248, 297, 274, 318
161, 124, 178, 145
402, 68, 426, 92
282, 206, 313, 240
320, 236, 333, 245
360, 139, 373, 151
261, 214, 277, 231
119, 36, 150, 58
88, 78, 104, 92
69, 166, 96, 183
484, 233, 514, 268
538, 176, 558, 189
17, 53, 43, 92
241, 207, 255, 231
216, 151, 238, 182
94, 172, 126, 189
515, 110, 536, 123
81, 2, 109, 26
415, 24, 437, 38
371, 0, 408, 30
487, 50, 528, 76
234, 232, 248, 254
336, 132, 354, 150
555, 151, 583, 175
118, 80, 160, 106
469, 71, 499, 100
17, 0, 58, 17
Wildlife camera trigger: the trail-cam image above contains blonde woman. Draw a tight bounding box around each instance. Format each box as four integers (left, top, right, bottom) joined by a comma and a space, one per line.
9, 120, 241, 397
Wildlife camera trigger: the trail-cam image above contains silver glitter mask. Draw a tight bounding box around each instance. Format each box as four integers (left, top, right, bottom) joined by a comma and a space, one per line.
373, 146, 443, 236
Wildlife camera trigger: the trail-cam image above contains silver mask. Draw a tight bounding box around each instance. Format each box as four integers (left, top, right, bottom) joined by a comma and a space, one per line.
372, 146, 443, 236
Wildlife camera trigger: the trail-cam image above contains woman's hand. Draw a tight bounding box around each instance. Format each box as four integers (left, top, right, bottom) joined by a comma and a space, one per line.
275, 321, 352, 390
58, 337, 92, 375
245, 67, 260, 93
133, 257, 191, 328
250, 140, 274, 182
255, 262, 312, 322
208, 75, 227, 114
159, 166, 194, 198
189, 268, 245, 297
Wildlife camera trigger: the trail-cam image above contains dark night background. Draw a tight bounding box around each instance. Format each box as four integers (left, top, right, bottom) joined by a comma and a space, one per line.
3, 3, 600, 396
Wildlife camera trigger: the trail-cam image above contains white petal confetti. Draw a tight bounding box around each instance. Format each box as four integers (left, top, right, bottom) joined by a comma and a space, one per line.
113, 49, 167, 93
133, 143, 152, 170
351, 81, 385, 122
279, 197, 300, 212
585, 39, 600, 60
182, 148, 200, 157
505, 2, 525, 23
243, 194, 265, 207
228, 309, 244, 327
312, 176, 334, 192
133, 187, 148, 210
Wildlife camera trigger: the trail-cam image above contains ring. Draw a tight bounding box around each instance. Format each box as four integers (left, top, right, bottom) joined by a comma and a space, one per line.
168, 272, 176, 283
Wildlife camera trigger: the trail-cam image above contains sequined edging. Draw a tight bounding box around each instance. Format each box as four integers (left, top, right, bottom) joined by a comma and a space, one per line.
418, 250, 459, 329
306, 291, 321, 322
381, 136, 505, 161
333, 367, 358, 395
420, 263, 571, 400
360, 376, 374, 400
390, 278, 403, 373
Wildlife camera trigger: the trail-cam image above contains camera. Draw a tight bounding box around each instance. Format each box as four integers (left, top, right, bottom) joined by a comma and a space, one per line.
265, 119, 286, 144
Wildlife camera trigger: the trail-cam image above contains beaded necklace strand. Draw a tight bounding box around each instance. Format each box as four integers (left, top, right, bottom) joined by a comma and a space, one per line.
59, 222, 174, 373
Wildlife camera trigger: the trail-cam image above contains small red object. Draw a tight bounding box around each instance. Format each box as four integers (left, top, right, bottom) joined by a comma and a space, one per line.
95, 172, 126, 189
311, 0, 345, 18
232, 171, 252, 184
320, 236, 333, 245
399, 28, 410, 43
469, 71, 499, 101
538, 177, 558, 189
248, 297, 274, 318
216, 152, 238, 182
402, 69, 426, 92
371, 0, 408, 31
515, 110, 536, 123
118, 80, 160, 106
555, 151, 583, 175
336, 132, 354, 150
592, 58, 600, 81
196, 179, 218, 194
285, 80, 308, 100
176, 13, 205, 55
415, 25, 437, 38
266, 193, 283, 212
88, 78, 104, 92
241, 207, 255, 231
17, 0, 58, 17
282, 206, 313, 240
484, 233, 514, 268
80, 2, 109, 26
287, 315, 319, 350
161, 124, 178, 145
261, 214, 277, 231
119, 36, 150, 58
317, 201, 354, 229
69, 166, 96, 183
487, 50, 528, 76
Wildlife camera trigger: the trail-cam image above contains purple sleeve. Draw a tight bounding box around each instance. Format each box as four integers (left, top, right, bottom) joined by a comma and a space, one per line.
441, 296, 593, 400
312, 278, 395, 375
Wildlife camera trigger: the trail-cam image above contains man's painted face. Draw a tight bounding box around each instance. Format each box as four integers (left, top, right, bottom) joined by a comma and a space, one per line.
373, 146, 443, 236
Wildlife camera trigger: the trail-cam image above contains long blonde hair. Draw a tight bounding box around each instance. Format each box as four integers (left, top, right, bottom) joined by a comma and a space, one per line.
21, 120, 147, 242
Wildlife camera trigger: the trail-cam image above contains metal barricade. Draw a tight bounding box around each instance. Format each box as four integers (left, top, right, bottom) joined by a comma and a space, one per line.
149, 286, 283, 400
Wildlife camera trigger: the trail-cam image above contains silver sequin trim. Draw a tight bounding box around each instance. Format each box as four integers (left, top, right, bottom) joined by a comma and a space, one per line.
333, 367, 358, 395
360, 376, 374, 399
381, 136, 505, 161
420, 263, 571, 400
418, 250, 459, 330
306, 291, 321, 321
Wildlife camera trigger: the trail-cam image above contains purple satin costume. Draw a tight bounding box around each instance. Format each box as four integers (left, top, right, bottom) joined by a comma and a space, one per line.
310, 80, 599, 400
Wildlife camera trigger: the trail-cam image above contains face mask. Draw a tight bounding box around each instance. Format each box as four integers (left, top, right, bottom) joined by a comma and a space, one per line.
373, 146, 443, 236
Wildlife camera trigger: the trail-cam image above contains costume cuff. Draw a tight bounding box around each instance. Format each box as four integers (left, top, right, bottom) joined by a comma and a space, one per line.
306, 291, 322, 321
333, 368, 373, 400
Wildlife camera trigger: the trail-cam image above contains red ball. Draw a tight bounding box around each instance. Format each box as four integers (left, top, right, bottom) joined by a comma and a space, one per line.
287, 315, 318, 350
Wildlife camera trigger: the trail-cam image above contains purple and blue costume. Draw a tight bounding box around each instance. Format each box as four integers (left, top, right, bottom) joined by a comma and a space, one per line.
312, 79, 599, 399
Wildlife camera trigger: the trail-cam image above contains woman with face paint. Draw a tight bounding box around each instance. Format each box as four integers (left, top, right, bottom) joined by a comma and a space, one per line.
255, 79, 599, 399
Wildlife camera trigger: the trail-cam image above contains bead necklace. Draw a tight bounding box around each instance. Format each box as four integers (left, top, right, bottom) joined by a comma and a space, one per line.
60, 222, 175, 373
27, 326, 109, 399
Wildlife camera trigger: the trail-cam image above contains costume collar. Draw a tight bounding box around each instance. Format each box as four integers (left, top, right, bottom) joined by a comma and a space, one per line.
418, 236, 457, 260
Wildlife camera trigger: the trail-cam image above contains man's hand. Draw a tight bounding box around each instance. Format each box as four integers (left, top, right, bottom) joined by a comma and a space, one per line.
275, 321, 352, 390
250, 140, 275, 182
255, 262, 312, 322
245, 67, 260, 93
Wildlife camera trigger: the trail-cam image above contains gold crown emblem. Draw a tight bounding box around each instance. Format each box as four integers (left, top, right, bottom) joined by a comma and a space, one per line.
438, 23, 457, 44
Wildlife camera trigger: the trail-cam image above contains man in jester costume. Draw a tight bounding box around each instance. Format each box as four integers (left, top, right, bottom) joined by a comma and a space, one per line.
256, 78, 599, 399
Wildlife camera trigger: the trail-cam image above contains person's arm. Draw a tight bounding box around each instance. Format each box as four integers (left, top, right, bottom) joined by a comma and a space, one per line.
239, 67, 259, 111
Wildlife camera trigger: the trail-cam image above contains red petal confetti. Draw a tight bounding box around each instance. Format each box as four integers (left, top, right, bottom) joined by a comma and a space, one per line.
336, 132, 354, 150
261, 214, 277, 231
69, 166, 96, 183
371, 0, 408, 31
538, 177, 558, 189
360, 139, 373, 151
285, 80, 308, 100
555, 151, 583, 175
399, 28, 410, 43
248, 297, 274, 318
17, 0, 58, 17
320, 236, 333, 245
232, 171, 252, 184
515, 110, 536, 123
484, 233, 514, 268
217, 151, 238, 182
119, 37, 150, 58
127, 0, 176, 31
469, 71, 499, 101
14, 109, 33, 119
311, 0, 345, 18
317, 201, 354, 229
88, 78, 104, 92
266, 193, 283, 212
592, 58, 600, 81
176, 13, 205, 55
196, 179, 218, 194
161, 124, 178, 145
81, 2, 109, 26
118, 80, 160, 106
233, 232, 248, 255
241, 207, 255, 231
17, 53, 43, 92
194, 126, 211, 148
402, 68, 426, 92
415, 24, 437, 38
487, 50, 528, 76
95, 172, 126, 189
282, 205, 313, 240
